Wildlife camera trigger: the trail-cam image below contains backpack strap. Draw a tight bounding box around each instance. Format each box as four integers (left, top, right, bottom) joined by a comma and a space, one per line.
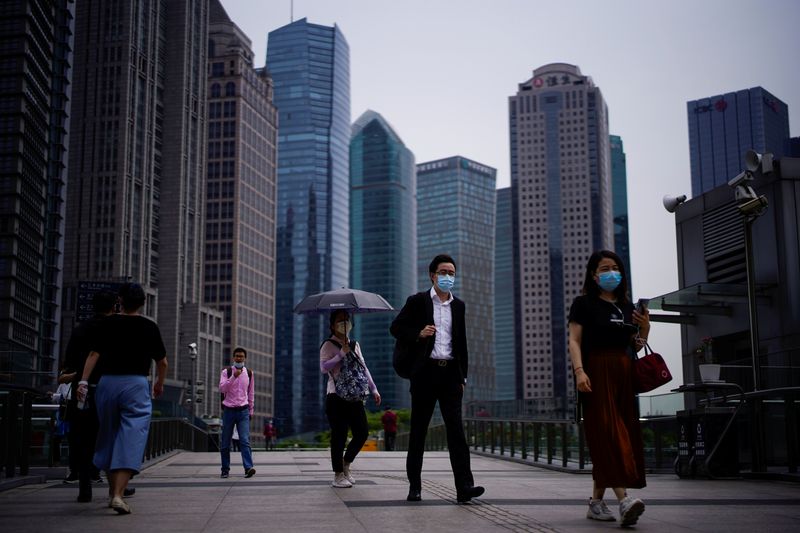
225, 366, 252, 378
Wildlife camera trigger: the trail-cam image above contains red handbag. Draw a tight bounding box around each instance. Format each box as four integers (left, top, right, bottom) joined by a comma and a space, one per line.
634, 343, 673, 393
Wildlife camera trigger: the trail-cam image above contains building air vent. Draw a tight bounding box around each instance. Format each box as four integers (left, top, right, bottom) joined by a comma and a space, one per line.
703, 201, 746, 283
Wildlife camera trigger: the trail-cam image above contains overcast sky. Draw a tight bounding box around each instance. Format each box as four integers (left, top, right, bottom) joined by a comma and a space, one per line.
221, 0, 800, 394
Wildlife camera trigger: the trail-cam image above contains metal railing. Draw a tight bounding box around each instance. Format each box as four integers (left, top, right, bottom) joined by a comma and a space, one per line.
395, 416, 678, 473
1, 385, 212, 479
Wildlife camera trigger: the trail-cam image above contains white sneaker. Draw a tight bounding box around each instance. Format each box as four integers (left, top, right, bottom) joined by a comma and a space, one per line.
331, 472, 352, 488
586, 498, 616, 521
343, 461, 355, 485
619, 496, 645, 526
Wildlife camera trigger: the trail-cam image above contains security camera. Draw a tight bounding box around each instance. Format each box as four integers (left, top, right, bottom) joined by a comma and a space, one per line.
737, 195, 768, 216
188, 342, 197, 349
727, 171, 752, 188
662, 194, 687, 213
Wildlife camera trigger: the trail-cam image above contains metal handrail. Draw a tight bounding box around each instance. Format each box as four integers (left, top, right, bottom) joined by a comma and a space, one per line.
1, 386, 212, 479
395, 416, 678, 473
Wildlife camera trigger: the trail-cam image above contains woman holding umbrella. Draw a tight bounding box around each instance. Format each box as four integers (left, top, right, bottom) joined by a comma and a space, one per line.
320, 310, 381, 488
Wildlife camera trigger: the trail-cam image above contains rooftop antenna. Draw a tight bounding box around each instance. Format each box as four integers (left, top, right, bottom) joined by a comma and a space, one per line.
290, 0, 294, 22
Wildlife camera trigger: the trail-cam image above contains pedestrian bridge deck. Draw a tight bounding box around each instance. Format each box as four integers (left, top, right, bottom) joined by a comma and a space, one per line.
1, 450, 798, 532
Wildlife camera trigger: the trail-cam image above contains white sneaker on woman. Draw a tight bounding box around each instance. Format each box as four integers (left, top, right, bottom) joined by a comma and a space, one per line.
331, 472, 352, 488
343, 461, 355, 485
586, 498, 616, 521
619, 496, 645, 526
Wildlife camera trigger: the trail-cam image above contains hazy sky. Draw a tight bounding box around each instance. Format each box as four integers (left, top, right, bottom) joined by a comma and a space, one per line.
221, 0, 800, 394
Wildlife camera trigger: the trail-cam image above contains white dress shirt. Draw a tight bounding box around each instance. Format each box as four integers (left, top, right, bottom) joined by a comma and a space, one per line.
429, 286, 454, 360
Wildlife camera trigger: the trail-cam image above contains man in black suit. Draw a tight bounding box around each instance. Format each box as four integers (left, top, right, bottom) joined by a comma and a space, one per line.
390, 254, 485, 503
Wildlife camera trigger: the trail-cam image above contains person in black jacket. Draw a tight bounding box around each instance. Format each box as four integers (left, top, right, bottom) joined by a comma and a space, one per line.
61, 290, 116, 502
390, 254, 485, 503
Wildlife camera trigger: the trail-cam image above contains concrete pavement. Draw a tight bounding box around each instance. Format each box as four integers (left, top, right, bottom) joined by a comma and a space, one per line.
1, 450, 799, 532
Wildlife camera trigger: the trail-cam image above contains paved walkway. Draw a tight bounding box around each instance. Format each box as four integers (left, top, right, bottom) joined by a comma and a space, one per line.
1, 450, 799, 532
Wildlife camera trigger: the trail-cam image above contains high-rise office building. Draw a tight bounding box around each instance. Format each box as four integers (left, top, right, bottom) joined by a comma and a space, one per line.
350, 110, 416, 410
63, 0, 223, 406
509, 63, 613, 408
687, 87, 790, 197
610, 135, 632, 290
267, 19, 350, 435
0, 0, 74, 388
417, 156, 496, 403
494, 187, 515, 401
204, 0, 278, 424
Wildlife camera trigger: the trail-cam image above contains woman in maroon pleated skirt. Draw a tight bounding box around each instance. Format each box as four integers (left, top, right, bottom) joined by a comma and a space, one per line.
568, 250, 650, 527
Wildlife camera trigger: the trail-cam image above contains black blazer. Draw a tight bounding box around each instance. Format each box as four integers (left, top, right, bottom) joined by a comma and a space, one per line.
390, 290, 469, 383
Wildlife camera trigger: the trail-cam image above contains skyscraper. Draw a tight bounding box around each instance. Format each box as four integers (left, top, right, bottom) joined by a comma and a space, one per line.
494, 187, 515, 401
205, 0, 278, 424
350, 110, 416, 410
63, 0, 223, 405
267, 19, 350, 435
509, 63, 613, 408
610, 135, 632, 289
0, 0, 74, 387
687, 87, 790, 197
417, 156, 496, 403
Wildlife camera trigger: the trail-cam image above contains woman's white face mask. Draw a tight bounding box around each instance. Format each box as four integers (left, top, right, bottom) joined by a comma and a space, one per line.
335, 320, 352, 336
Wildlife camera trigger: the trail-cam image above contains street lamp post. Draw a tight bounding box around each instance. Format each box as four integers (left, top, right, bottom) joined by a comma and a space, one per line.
188, 342, 198, 451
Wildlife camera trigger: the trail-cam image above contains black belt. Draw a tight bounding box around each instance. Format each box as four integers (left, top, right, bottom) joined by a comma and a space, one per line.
225, 404, 249, 411
428, 358, 453, 367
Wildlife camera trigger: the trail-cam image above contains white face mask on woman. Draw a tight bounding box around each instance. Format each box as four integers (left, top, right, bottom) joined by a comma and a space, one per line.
335, 320, 352, 336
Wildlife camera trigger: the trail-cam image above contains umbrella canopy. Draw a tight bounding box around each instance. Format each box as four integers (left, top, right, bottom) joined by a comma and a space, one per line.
293, 288, 395, 315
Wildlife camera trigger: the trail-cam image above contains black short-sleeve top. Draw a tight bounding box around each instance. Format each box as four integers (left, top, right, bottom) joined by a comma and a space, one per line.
568, 294, 637, 355
89, 314, 167, 377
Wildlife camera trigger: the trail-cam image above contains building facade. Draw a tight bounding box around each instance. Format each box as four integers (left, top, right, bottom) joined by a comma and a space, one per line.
267, 19, 350, 436
0, 0, 74, 388
349, 110, 416, 410
658, 157, 800, 393
494, 187, 515, 401
417, 156, 496, 403
203, 0, 278, 425
63, 0, 223, 408
687, 87, 790, 197
509, 63, 613, 410
610, 134, 632, 289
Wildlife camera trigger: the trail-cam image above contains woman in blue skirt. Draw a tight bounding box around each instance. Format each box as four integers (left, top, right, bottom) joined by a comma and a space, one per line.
78, 283, 168, 514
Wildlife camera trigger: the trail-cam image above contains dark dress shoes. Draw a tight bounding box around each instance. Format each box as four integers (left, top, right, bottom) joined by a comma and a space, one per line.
456, 485, 485, 503
406, 489, 422, 502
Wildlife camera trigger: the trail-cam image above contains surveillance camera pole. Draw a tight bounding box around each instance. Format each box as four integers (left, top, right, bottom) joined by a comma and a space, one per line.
734, 151, 770, 473
188, 344, 198, 451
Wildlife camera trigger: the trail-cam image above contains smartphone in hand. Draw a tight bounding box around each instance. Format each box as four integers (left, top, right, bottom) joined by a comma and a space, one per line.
636, 298, 649, 313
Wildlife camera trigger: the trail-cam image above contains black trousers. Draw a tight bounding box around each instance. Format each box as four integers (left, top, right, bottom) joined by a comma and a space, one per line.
384, 431, 396, 451
407, 361, 473, 491
325, 393, 368, 473
67, 401, 99, 497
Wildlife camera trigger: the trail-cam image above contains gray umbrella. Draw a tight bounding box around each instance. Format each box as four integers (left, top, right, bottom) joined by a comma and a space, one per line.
293, 288, 395, 315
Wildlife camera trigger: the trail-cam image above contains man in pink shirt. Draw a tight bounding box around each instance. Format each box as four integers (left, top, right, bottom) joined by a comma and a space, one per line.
219, 347, 255, 478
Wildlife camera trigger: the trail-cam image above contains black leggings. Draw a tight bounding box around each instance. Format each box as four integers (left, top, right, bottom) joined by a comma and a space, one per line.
325, 393, 368, 473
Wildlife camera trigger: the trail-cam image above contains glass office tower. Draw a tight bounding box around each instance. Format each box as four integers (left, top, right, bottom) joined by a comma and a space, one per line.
610, 135, 632, 291
687, 87, 790, 197
0, 0, 74, 388
417, 156, 496, 403
267, 19, 350, 435
204, 0, 278, 426
494, 187, 516, 401
509, 63, 613, 409
350, 110, 416, 410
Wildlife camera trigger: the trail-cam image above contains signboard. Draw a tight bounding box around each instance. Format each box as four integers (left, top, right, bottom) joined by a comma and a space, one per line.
76, 281, 124, 323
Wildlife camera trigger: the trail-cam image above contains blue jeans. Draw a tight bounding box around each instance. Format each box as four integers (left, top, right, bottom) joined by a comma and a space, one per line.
220, 407, 253, 472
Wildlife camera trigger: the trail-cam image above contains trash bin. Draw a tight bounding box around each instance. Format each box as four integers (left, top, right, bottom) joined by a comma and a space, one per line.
675, 407, 739, 478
